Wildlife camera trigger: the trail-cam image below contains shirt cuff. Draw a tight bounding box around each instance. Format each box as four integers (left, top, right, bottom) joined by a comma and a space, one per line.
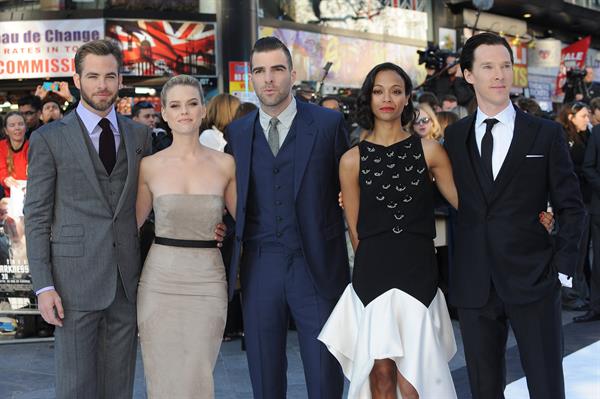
36, 286, 55, 295
558, 273, 572, 288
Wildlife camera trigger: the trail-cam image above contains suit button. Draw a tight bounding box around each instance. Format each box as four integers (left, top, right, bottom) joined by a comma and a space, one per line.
273, 168, 279, 174
275, 185, 281, 190
112, 242, 116, 247
275, 200, 282, 206
276, 232, 282, 238
276, 216, 282, 222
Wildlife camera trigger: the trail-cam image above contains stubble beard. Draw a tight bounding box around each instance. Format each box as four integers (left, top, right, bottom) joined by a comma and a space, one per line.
80, 89, 118, 113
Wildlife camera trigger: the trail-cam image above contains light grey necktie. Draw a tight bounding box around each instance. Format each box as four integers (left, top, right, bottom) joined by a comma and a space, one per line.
267, 117, 280, 156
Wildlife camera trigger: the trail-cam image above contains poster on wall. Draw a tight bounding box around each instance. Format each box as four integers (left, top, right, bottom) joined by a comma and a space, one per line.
438, 28, 457, 52
0, 19, 103, 79
529, 38, 562, 68
228, 61, 259, 105
0, 186, 32, 299
284, 0, 428, 41
511, 44, 528, 88
259, 26, 425, 88
105, 19, 216, 76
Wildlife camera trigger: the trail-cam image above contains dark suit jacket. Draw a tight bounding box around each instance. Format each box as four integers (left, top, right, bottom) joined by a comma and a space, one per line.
444, 108, 584, 308
226, 101, 350, 301
583, 125, 600, 215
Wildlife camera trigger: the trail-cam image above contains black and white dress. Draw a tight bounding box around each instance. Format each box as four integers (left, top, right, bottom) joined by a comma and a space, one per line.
319, 135, 457, 398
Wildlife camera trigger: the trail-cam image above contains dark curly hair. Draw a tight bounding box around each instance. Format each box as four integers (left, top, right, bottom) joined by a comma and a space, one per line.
356, 62, 415, 130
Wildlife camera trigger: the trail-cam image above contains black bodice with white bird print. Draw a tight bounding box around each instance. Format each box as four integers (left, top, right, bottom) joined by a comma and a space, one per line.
357, 134, 435, 241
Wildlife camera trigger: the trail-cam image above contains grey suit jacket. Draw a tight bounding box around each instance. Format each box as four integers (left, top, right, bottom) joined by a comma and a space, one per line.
24, 111, 152, 311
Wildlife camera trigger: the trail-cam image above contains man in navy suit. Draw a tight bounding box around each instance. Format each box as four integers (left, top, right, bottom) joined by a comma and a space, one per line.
227, 37, 348, 398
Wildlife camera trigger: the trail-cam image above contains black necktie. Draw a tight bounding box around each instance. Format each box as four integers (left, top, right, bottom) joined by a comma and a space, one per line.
98, 118, 116, 174
481, 118, 499, 180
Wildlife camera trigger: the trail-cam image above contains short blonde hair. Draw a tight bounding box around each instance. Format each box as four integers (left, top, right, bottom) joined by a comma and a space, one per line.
160, 75, 205, 107
412, 103, 442, 141
204, 94, 241, 132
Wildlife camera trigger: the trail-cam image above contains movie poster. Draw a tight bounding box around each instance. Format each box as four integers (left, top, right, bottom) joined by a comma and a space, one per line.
0, 183, 32, 299
105, 19, 216, 76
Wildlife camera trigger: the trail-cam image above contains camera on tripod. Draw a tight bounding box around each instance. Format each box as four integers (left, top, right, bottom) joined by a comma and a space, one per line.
563, 68, 589, 103
417, 43, 456, 73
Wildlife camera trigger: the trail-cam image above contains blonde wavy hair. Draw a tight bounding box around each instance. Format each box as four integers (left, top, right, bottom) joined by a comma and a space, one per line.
411, 103, 442, 141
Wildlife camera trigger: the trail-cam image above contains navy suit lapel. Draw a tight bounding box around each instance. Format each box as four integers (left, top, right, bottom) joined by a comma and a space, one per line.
237, 111, 258, 214
62, 112, 111, 212
293, 102, 317, 199
488, 109, 539, 205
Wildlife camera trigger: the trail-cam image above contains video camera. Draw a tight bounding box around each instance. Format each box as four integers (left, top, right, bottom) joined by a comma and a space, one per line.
563, 68, 589, 103
417, 43, 457, 73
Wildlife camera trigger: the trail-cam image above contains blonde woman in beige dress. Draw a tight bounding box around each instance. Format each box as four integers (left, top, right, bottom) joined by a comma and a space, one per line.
135, 75, 236, 398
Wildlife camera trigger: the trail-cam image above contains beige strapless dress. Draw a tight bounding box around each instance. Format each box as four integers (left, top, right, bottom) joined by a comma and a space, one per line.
137, 194, 227, 399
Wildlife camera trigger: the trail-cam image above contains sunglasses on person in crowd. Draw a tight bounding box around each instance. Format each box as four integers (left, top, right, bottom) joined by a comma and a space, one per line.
414, 117, 431, 125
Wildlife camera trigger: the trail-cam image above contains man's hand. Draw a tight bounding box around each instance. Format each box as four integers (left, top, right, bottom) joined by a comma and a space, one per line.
214, 222, 227, 248
57, 82, 74, 102
34, 85, 48, 100
38, 290, 64, 327
539, 211, 554, 233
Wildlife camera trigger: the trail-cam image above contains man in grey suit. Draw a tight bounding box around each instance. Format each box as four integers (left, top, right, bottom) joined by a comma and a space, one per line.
24, 39, 152, 398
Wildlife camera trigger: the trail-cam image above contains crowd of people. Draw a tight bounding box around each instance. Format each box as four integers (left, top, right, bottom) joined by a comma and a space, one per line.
0, 31, 596, 399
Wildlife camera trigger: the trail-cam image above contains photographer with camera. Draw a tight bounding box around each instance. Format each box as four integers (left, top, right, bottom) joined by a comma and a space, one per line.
563, 67, 600, 104
420, 46, 475, 108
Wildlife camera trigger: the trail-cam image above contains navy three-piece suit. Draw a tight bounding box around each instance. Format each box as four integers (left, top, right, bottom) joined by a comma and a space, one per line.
227, 100, 350, 398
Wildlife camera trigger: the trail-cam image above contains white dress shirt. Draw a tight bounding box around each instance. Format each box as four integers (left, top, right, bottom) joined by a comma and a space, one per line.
474, 102, 516, 180
76, 102, 121, 153
200, 126, 228, 152
259, 97, 298, 148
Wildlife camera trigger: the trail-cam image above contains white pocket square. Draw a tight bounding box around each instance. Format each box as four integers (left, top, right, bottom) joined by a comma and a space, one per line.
526, 154, 544, 158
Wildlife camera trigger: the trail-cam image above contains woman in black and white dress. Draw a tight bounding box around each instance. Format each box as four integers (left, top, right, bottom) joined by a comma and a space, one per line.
319, 63, 459, 399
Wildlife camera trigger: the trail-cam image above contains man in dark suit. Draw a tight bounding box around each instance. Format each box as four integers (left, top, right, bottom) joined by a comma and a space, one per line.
580, 124, 600, 322
25, 40, 152, 398
444, 33, 584, 399
227, 37, 348, 399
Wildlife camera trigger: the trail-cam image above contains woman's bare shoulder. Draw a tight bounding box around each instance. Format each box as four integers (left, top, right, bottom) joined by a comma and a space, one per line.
340, 146, 360, 169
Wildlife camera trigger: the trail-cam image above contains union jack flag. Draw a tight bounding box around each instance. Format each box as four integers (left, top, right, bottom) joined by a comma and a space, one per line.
106, 20, 216, 76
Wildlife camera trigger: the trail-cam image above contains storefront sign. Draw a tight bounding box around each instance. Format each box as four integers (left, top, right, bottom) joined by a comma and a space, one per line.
511, 44, 528, 88
228, 61, 259, 104
529, 39, 562, 68
0, 19, 103, 79
555, 36, 591, 95
106, 19, 216, 76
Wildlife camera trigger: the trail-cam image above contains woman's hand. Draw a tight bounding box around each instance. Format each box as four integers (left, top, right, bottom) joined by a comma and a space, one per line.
539, 211, 554, 233
4, 177, 18, 188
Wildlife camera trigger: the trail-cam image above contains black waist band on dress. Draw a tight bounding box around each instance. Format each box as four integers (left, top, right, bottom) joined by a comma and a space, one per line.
154, 237, 218, 248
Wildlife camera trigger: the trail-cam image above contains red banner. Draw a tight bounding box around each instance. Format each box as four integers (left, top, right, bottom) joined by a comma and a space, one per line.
555, 36, 591, 96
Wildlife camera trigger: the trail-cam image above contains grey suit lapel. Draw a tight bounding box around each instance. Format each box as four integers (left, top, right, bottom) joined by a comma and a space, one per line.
113, 116, 137, 218
61, 113, 111, 212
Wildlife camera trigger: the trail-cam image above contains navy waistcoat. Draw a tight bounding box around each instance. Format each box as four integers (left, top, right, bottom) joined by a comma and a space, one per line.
244, 116, 301, 249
